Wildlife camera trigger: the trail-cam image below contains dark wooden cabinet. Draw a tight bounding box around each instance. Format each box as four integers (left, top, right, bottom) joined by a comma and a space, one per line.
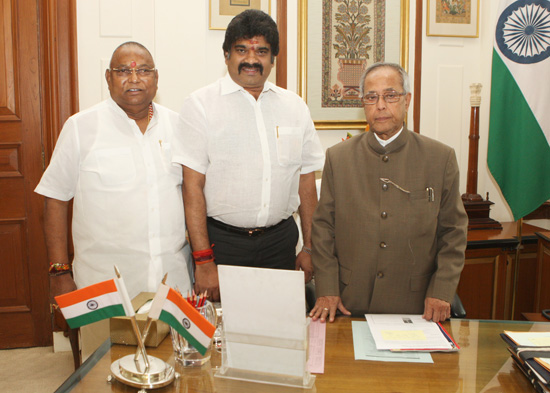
457, 222, 542, 320
535, 231, 550, 312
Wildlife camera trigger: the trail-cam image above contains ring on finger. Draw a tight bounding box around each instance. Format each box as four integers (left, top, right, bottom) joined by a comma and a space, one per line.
323, 307, 329, 311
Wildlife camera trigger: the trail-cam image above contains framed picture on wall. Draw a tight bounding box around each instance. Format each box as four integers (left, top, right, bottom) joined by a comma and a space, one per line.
426, 0, 480, 38
209, 0, 271, 30
298, 0, 410, 130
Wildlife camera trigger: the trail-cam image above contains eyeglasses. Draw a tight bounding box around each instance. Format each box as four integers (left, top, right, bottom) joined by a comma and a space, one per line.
362, 91, 406, 105
110, 68, 156, 77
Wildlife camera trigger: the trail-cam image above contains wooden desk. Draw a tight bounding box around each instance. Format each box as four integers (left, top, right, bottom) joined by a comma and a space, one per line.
458, 222, 542, 320
56, 318, 550, 393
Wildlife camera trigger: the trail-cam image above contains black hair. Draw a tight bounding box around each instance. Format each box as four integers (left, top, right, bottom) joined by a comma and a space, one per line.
222, 10, 279, 60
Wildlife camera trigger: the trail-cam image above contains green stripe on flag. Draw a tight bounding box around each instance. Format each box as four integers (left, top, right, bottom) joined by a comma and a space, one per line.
65, 304, 126, 329
159, 310, 208, 355
488, 49, 550, 220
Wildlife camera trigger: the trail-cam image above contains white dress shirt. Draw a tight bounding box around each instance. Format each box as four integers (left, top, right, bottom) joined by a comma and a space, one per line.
35, 98, 192, 299
172, 74, 325, 228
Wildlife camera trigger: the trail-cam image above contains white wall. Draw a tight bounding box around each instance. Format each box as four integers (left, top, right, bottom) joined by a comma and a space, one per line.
76, 0, 547, 226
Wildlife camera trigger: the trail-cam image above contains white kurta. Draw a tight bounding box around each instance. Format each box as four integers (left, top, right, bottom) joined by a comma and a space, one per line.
35, 98, 192, 298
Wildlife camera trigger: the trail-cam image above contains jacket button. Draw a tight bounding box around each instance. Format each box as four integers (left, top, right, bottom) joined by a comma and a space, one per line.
382, 183, 389, 191
377, 271, 384, 278
380, 242, 387, 248
382, 155, 389, 162
381, 211, 387, 219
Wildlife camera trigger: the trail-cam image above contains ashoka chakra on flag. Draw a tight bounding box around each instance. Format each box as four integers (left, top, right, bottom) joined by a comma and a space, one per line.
496, 0, 550, 64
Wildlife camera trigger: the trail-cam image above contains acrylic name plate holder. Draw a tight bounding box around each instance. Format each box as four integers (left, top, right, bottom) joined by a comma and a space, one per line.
215, 265, 315, 389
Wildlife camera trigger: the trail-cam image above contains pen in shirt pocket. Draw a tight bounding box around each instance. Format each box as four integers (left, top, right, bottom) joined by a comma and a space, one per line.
426, 187, 435, 202
276, 126, 279, 139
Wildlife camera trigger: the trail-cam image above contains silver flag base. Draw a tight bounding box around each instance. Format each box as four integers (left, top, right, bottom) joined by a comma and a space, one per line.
110, 355, 175, 390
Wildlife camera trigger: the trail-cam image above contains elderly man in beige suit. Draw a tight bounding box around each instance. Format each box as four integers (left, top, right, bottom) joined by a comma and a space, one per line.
310, 62, 467, 324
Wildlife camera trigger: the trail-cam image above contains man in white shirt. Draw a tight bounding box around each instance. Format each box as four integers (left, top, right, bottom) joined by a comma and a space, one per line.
172, 10, 324, 301
36, 42, 192, 358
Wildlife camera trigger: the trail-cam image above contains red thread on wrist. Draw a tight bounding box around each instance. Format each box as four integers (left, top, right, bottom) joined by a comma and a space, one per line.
195, 258, 214, 266
192, 246, 214, 260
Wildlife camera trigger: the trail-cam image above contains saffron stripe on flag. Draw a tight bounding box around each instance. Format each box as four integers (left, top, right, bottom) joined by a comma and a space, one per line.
56, 279, 118, 308
166, 288, 216, 337
159, 309, 209, 355
163, 298, 214, 348
65, 304, 126, 329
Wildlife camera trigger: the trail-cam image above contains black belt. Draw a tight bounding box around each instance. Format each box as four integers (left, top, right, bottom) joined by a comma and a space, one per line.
207, 217, 291, 237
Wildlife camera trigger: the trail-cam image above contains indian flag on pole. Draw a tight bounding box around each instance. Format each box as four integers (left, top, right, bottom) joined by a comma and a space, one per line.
488, 0, 550, 220
148, 284, 215, 355
55, 278, 135, 329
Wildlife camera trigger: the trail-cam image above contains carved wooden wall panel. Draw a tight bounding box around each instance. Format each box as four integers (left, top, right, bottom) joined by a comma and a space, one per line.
0, 220, 30, 312
0, 143, 21, 176
0, 0, 78, 348
0, 0, 19, 120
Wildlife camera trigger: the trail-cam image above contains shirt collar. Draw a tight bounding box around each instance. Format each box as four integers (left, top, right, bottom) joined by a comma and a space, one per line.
220, 73, 277, 97
374, 126, 403, 147
106, 97, 157, 132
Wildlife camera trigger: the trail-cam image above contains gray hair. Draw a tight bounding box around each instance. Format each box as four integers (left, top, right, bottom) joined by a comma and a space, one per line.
359, 62, 410, 97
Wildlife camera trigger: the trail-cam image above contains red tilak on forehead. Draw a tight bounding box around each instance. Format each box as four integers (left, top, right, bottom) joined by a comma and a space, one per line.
248, 39, 259, 45
130, 61, 136, 67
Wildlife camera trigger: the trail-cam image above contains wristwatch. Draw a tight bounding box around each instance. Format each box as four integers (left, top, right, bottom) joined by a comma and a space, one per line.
49, 262, 71, 276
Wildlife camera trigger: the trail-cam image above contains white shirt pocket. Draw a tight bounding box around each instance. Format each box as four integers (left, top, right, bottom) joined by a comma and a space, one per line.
159, 141, 182, 180
276, 127, 302, 166
94, 147, 136, 186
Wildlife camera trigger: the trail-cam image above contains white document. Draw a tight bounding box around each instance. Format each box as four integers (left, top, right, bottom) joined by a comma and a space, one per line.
365, 314, 454, 351
503, 331, 550, 347
218, 265, 308, 377
352, 321, 433, 363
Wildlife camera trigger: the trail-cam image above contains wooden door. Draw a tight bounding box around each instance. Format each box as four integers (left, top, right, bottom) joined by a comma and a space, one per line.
0, 0, 78, 348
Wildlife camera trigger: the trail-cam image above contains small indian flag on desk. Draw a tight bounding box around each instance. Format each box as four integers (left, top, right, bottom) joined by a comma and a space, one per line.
148, 284, 215, 355
55, 278, 135, 329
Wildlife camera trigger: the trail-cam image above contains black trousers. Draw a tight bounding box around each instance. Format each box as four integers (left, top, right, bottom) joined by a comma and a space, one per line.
206, 217, 299, 270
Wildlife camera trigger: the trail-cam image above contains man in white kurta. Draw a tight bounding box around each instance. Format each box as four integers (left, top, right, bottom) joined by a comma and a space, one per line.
35, 97, 192, 297
35, 42, 192, 358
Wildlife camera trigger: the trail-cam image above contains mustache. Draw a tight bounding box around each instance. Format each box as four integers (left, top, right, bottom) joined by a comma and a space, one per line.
238, 62, 263, 75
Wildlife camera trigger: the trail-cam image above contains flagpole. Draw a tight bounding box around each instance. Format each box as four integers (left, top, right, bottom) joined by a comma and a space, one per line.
134, 273, 168, 361
510, 218, 523, 319
114, 266, 150, 370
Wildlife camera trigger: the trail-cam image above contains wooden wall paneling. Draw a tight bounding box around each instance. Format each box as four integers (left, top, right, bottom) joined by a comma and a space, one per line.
0, 0, 49, 348
0, 0, 78, 348
276, 0, 287, 89
458, 254, 499, 319
40, 0, 79, 164
511, 243, 538, 320
0, 220, 30, 311
0, 0, 19, 120
459, 246, 514, 320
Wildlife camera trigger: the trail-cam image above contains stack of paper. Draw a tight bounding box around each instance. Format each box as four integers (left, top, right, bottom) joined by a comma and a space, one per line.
500, 331, 550, 393
365, 314, 459, 352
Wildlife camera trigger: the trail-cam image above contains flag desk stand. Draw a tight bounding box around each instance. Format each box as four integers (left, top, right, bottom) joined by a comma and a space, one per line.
214, 319, 315, 389
109, 316, 176, 390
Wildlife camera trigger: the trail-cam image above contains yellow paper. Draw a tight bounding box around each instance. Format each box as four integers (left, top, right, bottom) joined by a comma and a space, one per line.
381, 330, 426, 341
529, 337, 550, 346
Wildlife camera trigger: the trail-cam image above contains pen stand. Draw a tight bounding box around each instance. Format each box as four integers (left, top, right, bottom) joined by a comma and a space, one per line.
214, 318, 315, 389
